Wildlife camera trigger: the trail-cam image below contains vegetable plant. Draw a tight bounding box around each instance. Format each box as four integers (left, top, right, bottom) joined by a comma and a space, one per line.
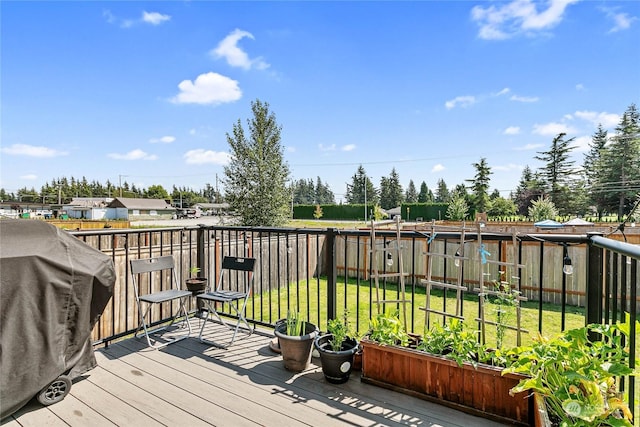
417, 318, 482, 367
285, 310, 304, 336
368, 310, 409, 346
503, 320, 637, 426
327, 311, 351, 351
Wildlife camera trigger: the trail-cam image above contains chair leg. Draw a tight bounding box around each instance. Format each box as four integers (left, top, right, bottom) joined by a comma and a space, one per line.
198, 301, 252, 349
136, 299, 192, 349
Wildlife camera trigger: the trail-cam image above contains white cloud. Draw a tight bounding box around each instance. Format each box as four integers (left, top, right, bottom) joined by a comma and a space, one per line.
171, 72, 241, 105
514, 143, 544, 151
503, 126, 521, 135
494, 88, 511, 96
600, 7, 637, 33
108, 149, 157, 160
471, 0, 580, 40
142, 11, 171, 25
510, 95, 539, 103
573, 110, 620, 128
575, 83, 585, 91
183, 149, 230, 165
493, 163, 522, 172
20, 174, 38, 181
149, 135, 176, 144
103, 10, 170, 28
1, 143, 68, 158
286, 146, 296, 153
211, 29, 270, 70
431, 164, 445, 173
342, 144, 356, 152
319, 144, 336, 151
572, 135, 592, 152
533, 122, 577, 136
189, 129, 197, 135
445, 96, 476, 110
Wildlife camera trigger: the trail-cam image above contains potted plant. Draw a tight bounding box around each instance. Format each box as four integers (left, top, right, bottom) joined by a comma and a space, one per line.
274, 310, 318, 372
503, 321, 636, 426
314, 312, 359, 383
185, 266, 207, 294
360, 311, 532, 425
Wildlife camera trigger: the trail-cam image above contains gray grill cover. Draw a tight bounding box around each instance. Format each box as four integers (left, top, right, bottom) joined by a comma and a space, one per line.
0, 219, 115, 419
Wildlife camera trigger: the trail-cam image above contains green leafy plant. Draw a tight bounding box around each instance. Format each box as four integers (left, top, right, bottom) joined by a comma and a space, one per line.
368, 310, 409, 346
189, 266, 201, 277
285, 310, 304, 336
487, 277, 521, 349
503, 320, 637, 426
327, 311, 351, 351
417, 318, 482, 367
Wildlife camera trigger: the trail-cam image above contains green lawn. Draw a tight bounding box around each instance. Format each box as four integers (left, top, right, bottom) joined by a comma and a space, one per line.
246, 275, 587, 350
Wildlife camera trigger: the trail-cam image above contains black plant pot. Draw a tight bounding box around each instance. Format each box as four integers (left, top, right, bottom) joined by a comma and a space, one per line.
314, 334, 359, 384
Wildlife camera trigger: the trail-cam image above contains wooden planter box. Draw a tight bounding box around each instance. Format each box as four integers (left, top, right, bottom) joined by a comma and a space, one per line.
361, 338, 533, 426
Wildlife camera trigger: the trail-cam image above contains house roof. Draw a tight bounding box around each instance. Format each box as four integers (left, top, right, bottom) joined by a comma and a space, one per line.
107, 197, 175, 210
67, 197, 114, 207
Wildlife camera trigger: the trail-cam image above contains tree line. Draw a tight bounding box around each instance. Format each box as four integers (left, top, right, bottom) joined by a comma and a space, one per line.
3, 101, 638, 226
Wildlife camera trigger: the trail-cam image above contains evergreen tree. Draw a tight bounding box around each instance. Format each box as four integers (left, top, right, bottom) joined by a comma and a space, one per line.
446, 194, 468, 220
223, 99, 290, 226
535, 133, 577, 215
598, 104, 640, 219
345, 165, 378, 205
528, 196, 558, 221
378, 168, 403, 209
405, 180, 418, 203
418, 181, 434, 203
513, 166, 545, 216
583, 124, 609, 219
435, 179, 449, 203
466, 157, 492, 213
315, 176, 335, 204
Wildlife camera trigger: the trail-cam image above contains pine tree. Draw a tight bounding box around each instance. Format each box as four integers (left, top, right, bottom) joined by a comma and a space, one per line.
583, 124, 608, 219
405, 180, 418, 203
598, 104, 640, 219
223, 99, 290, 226
435, 179, 449, 203
418, 181, 434, 203
535, 133, 577, 216
346, 165, 377, 205
466, 157, 492, 213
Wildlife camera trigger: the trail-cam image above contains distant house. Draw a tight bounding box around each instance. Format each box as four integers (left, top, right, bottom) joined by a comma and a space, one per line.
107, 197, 176, 220
63, 197, 114, 220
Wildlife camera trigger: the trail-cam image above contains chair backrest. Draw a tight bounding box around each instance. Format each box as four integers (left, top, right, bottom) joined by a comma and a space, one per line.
130, 255, 175, 275
217, 256, 256, 293
130, 255, 180, 295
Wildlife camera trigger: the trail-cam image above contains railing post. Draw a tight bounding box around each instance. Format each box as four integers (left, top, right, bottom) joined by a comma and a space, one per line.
326, 228, 338, 321
586, 232, 604, 326
197, 225, 206, 272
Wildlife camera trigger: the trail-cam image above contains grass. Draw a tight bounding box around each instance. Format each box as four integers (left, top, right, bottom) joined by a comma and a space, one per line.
246, 275, 587, 350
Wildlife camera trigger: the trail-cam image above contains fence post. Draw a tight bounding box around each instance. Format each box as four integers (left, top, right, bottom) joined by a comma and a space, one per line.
326, 228, 338, 321
586, 232, 604, 326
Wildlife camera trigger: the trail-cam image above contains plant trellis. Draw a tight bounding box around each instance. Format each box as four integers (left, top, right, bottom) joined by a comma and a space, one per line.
473, 225, 528, 347
419, 221, 472, 331
370, 216, 411, 330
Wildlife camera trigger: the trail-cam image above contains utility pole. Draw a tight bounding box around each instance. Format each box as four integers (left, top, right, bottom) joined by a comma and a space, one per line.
364, 178, 367, 221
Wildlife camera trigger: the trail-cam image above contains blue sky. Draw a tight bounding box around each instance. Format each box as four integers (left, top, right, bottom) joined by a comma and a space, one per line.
2, 1, 639, 202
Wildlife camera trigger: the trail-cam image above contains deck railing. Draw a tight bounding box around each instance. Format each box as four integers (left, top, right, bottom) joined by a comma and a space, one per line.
72, 224, 639, 415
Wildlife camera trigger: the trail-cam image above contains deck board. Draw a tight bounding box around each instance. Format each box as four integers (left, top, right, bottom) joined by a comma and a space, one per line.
2, 320, 507, 427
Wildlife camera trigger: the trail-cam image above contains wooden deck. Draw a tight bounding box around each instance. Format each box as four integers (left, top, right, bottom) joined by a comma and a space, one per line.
2, 319, 507, 426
